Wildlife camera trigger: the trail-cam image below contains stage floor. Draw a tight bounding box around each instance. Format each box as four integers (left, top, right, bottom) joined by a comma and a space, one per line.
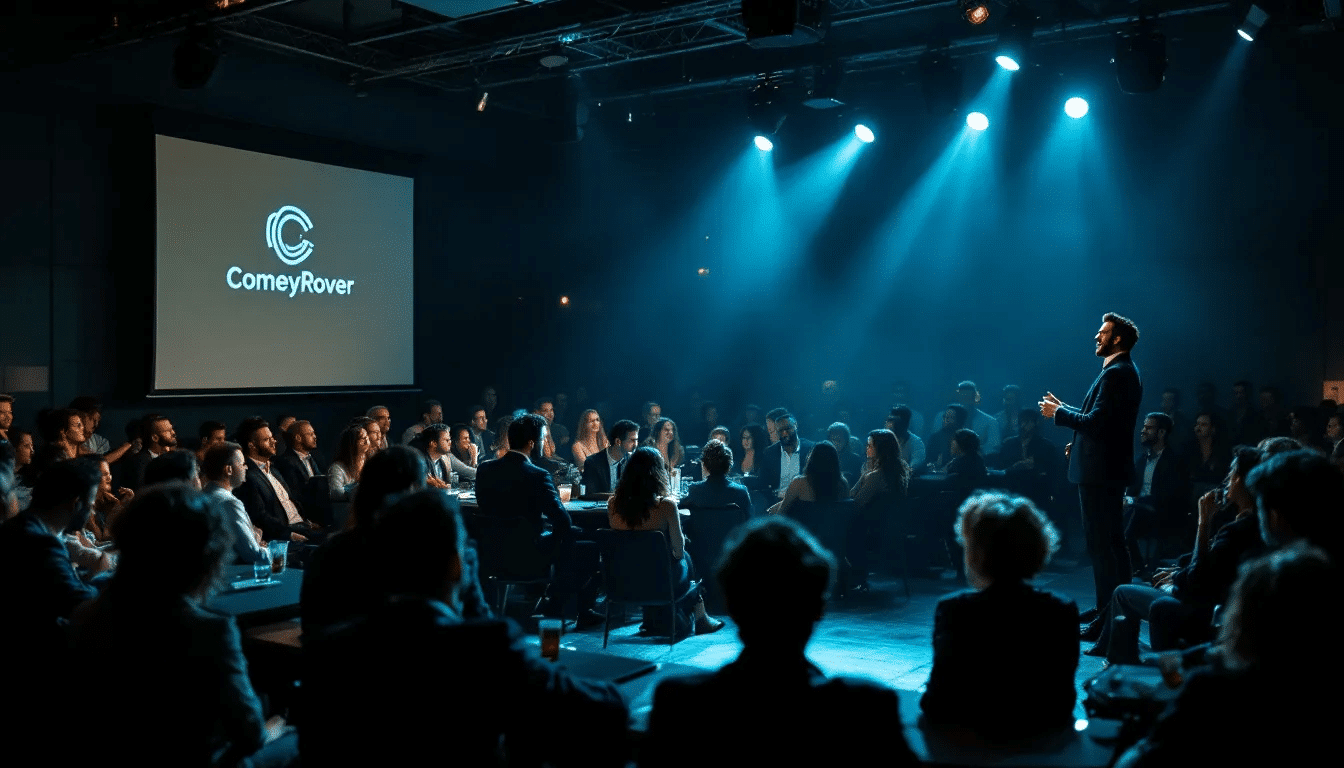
518, 563, 1110, 721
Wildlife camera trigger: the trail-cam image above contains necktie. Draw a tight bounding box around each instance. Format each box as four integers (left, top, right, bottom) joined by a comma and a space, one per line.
306, 455, 318, 477
435, 459, 446, 482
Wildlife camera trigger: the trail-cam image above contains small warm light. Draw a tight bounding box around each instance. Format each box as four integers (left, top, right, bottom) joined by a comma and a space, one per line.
559, 295, 570, 306
476, 92, 489, 112
966, 112, 989, 131
964, 2, 989, 25
754, 135, 774, 152
697, 268, 710, 276
1074, 719, 1089, 732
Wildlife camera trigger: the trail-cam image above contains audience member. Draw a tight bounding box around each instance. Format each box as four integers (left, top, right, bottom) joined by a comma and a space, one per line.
1226, 380, 1263, 446
887, 405, 926, 471
327, 425, 368, 500
1124, 412, 1192, 570
234, 418, 323, 543
770, 441, 847, 517
764, 406, 788, 444
8, 427, 35, 511
707, 425, 731, 446
196, 420, 228, 465
33, 407, 85, 469
144, 450, 200, 489
489, 415, 513, 459
639, 400, 663, 443
571, 408, 608, 465
1257, 435, 1302, 455
531, 396, 558, 458
480, 385, 499, 419
202, 442, 268, 565
275, 419, 324, 496
1288, 405, 1329, 453
475, 414, 602, 626
761, 414, 815, 499
1158, 387, 1190, 453
273, 414, 297, 457
685, 439, 751, 511
890, 379, 926, 437
127, 413, 178, 491
582, 419, 638, 495
1116, 544, 1337, 767
738, 423, 770, 476
921, 492, 1076, 738
926, 403, 969, 472
366, 406, 392, 450
1247, 449, 1344, 561
89, 455, 131, 541
400, 399, 443, 445
351, 416, 384, 459
448, 423, 479, 479
69, 395, 132, 464
851, 429, 910, 510
643, 417, 685, 471
1186, 410, 1231, 486
468, 405, 494, 458
943, 428, 988, 494
954, 380, 1002, 455
993, 409, 1055, 474
1327, 411, 1343, 454
71, 483, 298, 767
301, 489, 626, 768
1259, 385, 1289, 436
644, 516, 917, 768
1089, 446, 1265, 664
994, 384, 1022, 443
415, 423, 468, 486
0, 392, 13, 441
826, 422, 864, 483
608, 446, 724, 636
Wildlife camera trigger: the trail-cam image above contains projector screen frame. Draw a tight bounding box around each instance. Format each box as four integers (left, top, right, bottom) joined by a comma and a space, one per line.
145, 112, 422, 399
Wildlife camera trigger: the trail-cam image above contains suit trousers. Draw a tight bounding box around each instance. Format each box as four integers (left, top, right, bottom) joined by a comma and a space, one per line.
1095, 585, 1207, 664
540, 529, 600, 615
1078, 483, 1131, 612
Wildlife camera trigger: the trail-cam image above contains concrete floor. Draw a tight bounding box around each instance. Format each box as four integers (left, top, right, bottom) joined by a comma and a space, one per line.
519, 563, 1109, 721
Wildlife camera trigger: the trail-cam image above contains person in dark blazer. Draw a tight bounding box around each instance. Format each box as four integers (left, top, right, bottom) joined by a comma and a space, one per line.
580, 419, 638, 495
474, 414, 601, 625
943, 429, 989, 496
921, 492, 1078, 739
1125, 412, 1192, 569
759, 414, 815, 498
643, 516, 918, 768
232, 419, 323, 543
273, 420, 326, 496
1040, 312, 1143, 637
684, 439, 752, 511
125, 414, 179, 492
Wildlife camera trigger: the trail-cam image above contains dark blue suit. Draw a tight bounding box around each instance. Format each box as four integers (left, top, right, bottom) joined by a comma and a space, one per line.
475, 452, 597, 613
760, 439, 816, 496
1054, 351, 1143, 611
580, 450, 626, 495
684, 475, 752, 511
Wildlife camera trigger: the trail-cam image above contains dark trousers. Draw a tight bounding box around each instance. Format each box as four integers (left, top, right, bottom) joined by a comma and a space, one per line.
1079, 483, 1130, 612
542, 528, 600, 615
1095, 585, 1211, 663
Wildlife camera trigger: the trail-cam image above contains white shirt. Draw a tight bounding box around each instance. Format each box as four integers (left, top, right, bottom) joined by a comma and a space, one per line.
779, 445, 802, 498
969, 409, 1001, 455
1141, 448, 1163, 497
292, 450, 317, 479
207, 484, 269, 562
82, 433, 111, 455
256, 460, 303, 525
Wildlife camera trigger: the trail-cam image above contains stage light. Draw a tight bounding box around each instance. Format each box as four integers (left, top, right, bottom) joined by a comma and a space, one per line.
854, 124, 874, 143
476, 91, 489, 112
1238, 5, 1268, 41
1114, 21, 1167, 94
802, 63, 844, 109
754, 135, 774, 151
559, 295, 571, 306
1064, 97, 1089, 118
748, 76, 787, 140
966, 112, 989, 131
961, 0, 990, 25
995, 4, 1036, 72
697, 267, 711, 276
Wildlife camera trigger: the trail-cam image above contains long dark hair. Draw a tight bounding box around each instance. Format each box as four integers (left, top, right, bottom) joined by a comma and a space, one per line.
643, 418, 684, 468
333, 425, 367, 479
804, 442, 847, 502
741, 424, 769, 466
449, 423, 473, 464
611, 446, 669, 528
350, 446, 427, 530
938, 404, 970, 433
868, 429, 910, 495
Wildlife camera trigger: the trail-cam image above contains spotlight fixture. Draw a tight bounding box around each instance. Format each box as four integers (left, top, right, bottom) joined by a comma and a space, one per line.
754, 135, 775, 151
918, 49, 963, 116
960, 0, 990, 25
995, 4, 1036, 71
1237, 4, 1269, 41
741, 0, 831, 49
1114, 21, 1167, 94
559, 295, 571, 306
966, 112, 989, 131
476, 91, 489, 112
697, 267, 711, 276
539, 43, 569, 69
747, 76, 787, 137
1064, 97, 1089, 118
854, 124, 875, 143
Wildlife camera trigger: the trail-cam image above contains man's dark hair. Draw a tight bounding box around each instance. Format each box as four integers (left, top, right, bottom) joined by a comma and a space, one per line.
350, 446, 428, 530
374, 490, 466, 599
952, 428, 981, 455
775, 412, 798, 427
234, 417, 269, 451
68, 395, 102, 415
1002, 384, 1021, 397
284, 420, 312, 447
888, 405, 912, 434
0, 393, 13, 406
956, 380, 978, 393
765, 407, 789, 423
716, 516, 836, 648
1247, 449, 1344, 555
608, 419, 639, 445
31, 457, 100, 514
532, 397, 553, 413
198, 420, 227, 440
1259, 436, 1303, 455
507, 414, 546, 452
275, 414, 296, 428
40, 408, 81, 442
1102, 312, 1140, 349
701, 439, 733, 478
468, 405, 486, 420
1229, 445, 1265, 482
420, 423, 449, 450
111, 483, 232, 598
942, 404, 970, 431
202, 442, 243, 481
422, 399, 441, 415
1146, 412, 1174, 437
642, 401, 660, 417
144, 451, 197, 486
827, 422, 852, 447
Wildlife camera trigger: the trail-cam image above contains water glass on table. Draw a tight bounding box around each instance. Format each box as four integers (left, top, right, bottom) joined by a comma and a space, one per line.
253, 550, 272, 583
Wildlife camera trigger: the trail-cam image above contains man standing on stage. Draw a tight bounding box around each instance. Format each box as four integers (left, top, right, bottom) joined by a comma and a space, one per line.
1039, 313, 1143, 641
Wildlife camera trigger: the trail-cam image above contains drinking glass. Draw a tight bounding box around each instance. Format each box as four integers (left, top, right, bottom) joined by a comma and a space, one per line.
539, 619, 563, 662
558, 484, 572, 503
268, 540, 289, 576
253, 551, 271, 583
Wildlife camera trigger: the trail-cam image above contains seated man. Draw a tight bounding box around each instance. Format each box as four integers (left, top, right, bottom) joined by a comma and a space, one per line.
760, 414, 815, 499
887, 405, 926, 471
274, 420, 325, 493
301, 490, 628, 767
233, 418, 324, 544
1250, 448, 1344, 562
475, 414, 601, 626
202, 442, 269, 565
992, 408, 1056, 474
685, 439, 752, 511
1125, 412, 1191, 570
400, 399, 442, 445
581, 419, 638, 495
643, 517, 918, 768
954, 380, 1002, 455
126, 413, 179, 492
826, 422, 865, 484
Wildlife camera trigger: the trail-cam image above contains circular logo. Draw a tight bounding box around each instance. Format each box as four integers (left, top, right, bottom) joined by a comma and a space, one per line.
266, 205, 315, 266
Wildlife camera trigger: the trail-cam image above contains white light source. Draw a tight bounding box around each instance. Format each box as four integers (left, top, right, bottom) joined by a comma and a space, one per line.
754, 135, 774, 151
1064, 97, 1089, 119
966, 112, 989, 131
1239, 5, 1268, 41
995, 55, 1021, 71
854, 124, 875, 143
1237, 28, 1254, 41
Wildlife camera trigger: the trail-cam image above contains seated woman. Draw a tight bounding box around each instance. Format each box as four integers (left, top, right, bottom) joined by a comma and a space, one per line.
738, 424, 770, 477
571, 409, 608, 466
768, 441, 849, 518
70, 483, 298, 766
8, 428, 35, 513
944, 428, 988, 493
447, 423, 479, 481
350, 416, 384, 461
1117, 544, 1336, 767
925, 404, 969, 473
920, 491, 1077, 739
847, 430, 911, 589
607, 446, 723, 637
490, 416, 513, 461
643, 418, 685, 472
327, 425, 369, 501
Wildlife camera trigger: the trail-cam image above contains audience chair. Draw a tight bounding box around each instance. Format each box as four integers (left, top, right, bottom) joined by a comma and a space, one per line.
786, 499, 856, 593
681, 504, 749, 613
468, 513, 555, 616
593, 529, 701, 648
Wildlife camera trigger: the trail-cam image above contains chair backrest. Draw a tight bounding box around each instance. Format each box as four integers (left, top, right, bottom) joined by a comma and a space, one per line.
594, 529, 677, 605
469, 513, 550, 581
786, 499, 855, 562
683, 505, 749, 569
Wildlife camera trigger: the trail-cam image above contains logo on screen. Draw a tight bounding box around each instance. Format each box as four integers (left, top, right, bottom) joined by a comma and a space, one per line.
266, 205, 314, 266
